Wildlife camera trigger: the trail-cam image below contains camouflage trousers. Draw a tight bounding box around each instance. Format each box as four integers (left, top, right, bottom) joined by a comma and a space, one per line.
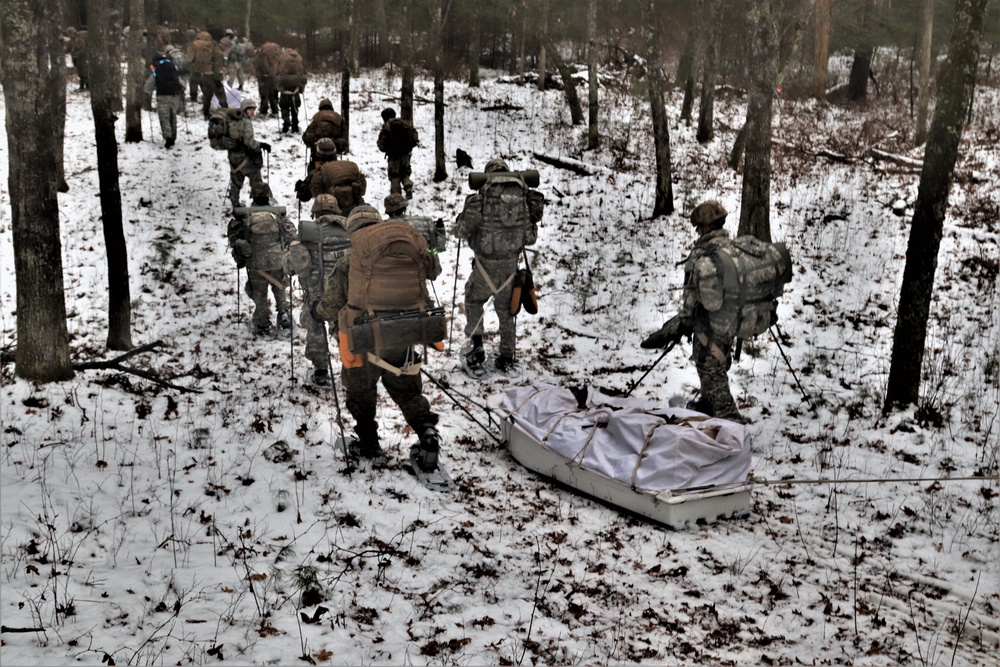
278, 92, 301, 131
227, 150, 263, 207
227, 60, 244, 89
155, 94, 184, 142
342, 347, 438, 446
692, 332, 741, 420
387, 155, 413, 196
464, 254, 519, 358
199, 75, 226, 118
188, 71, 200, 101
245, 267, 290, 329
299, 271, 331, 371
257, 76, 279, 115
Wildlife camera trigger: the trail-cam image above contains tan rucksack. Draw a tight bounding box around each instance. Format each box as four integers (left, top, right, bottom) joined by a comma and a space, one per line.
319, 161, 366, 213
339, 221, 444, 356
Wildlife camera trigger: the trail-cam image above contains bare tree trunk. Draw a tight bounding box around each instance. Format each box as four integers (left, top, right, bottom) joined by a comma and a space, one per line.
468, 0, 481, 87
244, 0, 252, 41
1, 0, 75, 381
432, 0, 447, 182
341, 0, 357, 153
737, 0, 777, 242
885, 0, 990, 412
545, 37, 584, 124
124, 0, 145, 143
914, 0, 934, 146
401, 0, 414, 121
52, 11, 70, 192
537, 0, 548, 91
374, 0, 386, 65
517, 3, 526, 83
586, 0, 599, 149
696, 0, 722, 144
679, 0, 704, 124
812, 0, 830, 99
89, 0, 134, 351
646, 0, 673, 218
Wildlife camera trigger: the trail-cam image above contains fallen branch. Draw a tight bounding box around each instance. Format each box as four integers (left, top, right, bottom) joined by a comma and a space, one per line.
772, 139, 855, 164
481, 102, 524, 112
531, 152, 611, 176
1, 625, 46, 633
73, 340, 202, 394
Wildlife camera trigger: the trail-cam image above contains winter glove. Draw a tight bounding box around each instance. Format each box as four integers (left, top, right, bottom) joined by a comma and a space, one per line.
309, 297, 324, 323
259, 142, 271, 153
640, 315, 689, 349
231, 239, 252, 269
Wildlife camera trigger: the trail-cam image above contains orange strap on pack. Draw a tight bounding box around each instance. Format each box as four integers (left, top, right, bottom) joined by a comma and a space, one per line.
338, 330, 365, 368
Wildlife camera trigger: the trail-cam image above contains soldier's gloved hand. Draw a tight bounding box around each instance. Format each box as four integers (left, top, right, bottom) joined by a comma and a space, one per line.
309, 297, 324, 323
259, 142, 271, 153
640, 315, 683, 349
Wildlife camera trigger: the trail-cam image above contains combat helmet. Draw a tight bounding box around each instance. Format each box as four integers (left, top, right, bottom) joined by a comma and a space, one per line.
315, 137, 337, 159
312, 194, 341, 216
383, 194, 408, 215
690, 200, 728, 227
345, 204, 383, 235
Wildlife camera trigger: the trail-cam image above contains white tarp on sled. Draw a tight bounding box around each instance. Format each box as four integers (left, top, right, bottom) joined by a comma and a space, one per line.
488, 383, 753, 528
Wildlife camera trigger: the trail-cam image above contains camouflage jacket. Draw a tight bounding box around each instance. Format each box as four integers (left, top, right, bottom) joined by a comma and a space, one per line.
679, 228, 738, 341
315, 255, 351, 327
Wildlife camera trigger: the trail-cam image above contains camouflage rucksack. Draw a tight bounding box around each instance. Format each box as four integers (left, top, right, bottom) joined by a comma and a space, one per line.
697, 236, 793, 339
247, 211, 285, 273
207, 107, 242, 150
469, 174, 537, 258
286, 216, 351, 277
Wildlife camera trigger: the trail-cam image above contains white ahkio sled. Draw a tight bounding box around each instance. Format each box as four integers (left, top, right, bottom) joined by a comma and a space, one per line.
488, 383, 753, 530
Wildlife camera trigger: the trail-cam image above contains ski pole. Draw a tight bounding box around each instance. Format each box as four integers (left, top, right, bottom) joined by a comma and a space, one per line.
420, 368, 505, 446
625, 339, 676, 398
316, 227, 353, 477
288, 276, 295, 383
447, 239, 462, 354
770, 324, 817, 412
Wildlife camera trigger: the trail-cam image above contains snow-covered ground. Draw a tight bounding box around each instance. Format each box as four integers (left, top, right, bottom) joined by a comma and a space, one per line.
1, 61, 997, 666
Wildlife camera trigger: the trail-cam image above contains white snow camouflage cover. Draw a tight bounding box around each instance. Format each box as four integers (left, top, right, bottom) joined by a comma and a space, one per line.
488, 383, 752, 493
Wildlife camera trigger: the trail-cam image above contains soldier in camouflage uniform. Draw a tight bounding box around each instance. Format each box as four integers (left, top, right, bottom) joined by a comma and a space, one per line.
376, 107, 416, 198
641, 200, 746, 423
144, 48, 185, 149
285, 194, 351, 386
314, 205, 443, 469
67, 28, 89, 91
228, 182, 295, 336
453, 158, 544, 374
227, 32, 252, 91
226, 98, 271, 209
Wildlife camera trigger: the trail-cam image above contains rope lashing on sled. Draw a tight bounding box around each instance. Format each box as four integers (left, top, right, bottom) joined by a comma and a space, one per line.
750, 473, 999, 487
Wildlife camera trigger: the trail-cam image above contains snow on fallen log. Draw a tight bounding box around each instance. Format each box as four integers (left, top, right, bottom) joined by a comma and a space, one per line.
532, 152, 613, 176
870, 148, 924, 170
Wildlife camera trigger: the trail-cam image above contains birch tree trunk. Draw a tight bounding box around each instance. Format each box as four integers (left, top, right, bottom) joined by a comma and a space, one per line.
737, 0, 777, 242
88, 0, 134, 350
586, 0, 599, 149
885, 0, 990, 412
124, 0, 145, 143
646, 0, 673, 218
1, 0, 75, 381
914, 0, 934, 146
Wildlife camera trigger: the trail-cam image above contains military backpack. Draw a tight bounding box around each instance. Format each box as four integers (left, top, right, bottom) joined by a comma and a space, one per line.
697, 236, 793, 339
339, 221, 445, 356
246, 210, 286, 273
466, 174, 539, 259
207, 107, 242, 150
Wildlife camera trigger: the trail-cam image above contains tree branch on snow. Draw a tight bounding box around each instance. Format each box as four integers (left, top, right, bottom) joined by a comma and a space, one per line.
72, 340, 202, 394
532, 152, 611, 176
